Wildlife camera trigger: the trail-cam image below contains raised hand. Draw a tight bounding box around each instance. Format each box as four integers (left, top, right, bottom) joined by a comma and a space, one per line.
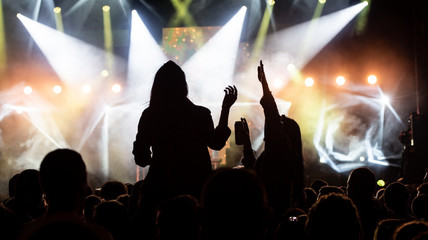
222, 85, 238, 109
257, 60, 270, 95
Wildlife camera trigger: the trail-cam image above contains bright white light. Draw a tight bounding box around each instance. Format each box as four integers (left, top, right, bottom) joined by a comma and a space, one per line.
128, 10, 168, 101
273, 78, 283, 89
101, 70, 109, 78
305, 77, 314, 87
82, 84, 92, 93
368, 75, 377, 85
17, 13, 123, 88
264, 2, 368, 69
183, 6, 247, 103
53, 7, 61, 14
287, 64, 296, 71
319, 0, 326, 4
53, 85, 62, 94
102, 5, 110, 12
381, 95, 390, 105
359, 156, 365, 162
336, 76, 345, 86
363, 1, 369, 6
24, 86, 32, 95
320, 157, 327, 163
112, 83, 121, 93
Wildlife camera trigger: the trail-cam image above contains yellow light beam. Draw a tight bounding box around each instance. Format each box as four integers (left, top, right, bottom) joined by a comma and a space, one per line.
251, 4, 273, 63
0, 0, 7, 75
53, 7, 64, 32
355, 0, 371, 35
169, 0, 196, 27
103, 5, 114, 73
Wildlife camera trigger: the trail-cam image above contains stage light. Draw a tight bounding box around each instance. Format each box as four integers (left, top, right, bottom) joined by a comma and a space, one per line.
183, 6, 247, 102
24, 86, 32, 95
264, 2, 368, 69
336, 76, 345, 86
273, 78, 283, 89
319, 0, 326, 4
381, 95, 390, 105
252, 1, 274, 61
0, 1, 6, 73
103, 5, 110, 12
112, 83, 121, 93
287, 64, 296, 71
170, 0, 196, 26
363, 1, 369, 6
101, 70, 109, 78
53, 7, 61, 14
82, 84, 91, 93
53, 85, 62, 94
128, 10, 167, 100
305, 77, 314, 87
359, 156, 365, 162
368, 75, 377, 84
267, 0, 275, 6
320, 157, 327, 163
377, 179, 385, 187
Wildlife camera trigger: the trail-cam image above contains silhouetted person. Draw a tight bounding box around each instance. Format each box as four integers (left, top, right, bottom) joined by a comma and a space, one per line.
155, 195, 199, 240
310, 179, 328, 196
274, 208, 307, 240
18, 149, 112, 240
0, 204, 22, 240
317, 185, 344, 199
393, 220, 428, 240
304, 187, 317, 213
384, 182, 412, 220
199, 168, 270, 240
93, 200, 132, 240
132, 60, 237, 239
9, 169, 45, 224
99, 181, 127, 201
373, 219, 402, 240
3, 173, 20, 208
411, 194, 428, 220
347, 167, 389, 240
305, 193, 363, 240
417, 182, 428, 195
240, 61, 304, 216
83, 195, 102, 223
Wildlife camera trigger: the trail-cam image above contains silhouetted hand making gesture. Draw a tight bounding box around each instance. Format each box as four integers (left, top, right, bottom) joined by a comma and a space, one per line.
222, 85, 238, 109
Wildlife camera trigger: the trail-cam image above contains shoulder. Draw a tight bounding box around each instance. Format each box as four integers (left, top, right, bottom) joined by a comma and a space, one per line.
193, 105, 212, 115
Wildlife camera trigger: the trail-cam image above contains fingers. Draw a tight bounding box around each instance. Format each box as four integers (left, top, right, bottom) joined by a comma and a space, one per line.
224, 85, 237, 96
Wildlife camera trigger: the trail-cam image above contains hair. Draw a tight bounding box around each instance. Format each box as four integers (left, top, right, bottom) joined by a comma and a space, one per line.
306, 193, 363, 240
384, 182, 409, 214
99, 181, 127, 201
347, 167, 376, 201
393, 220, 428, 240
149, 61, 188, 107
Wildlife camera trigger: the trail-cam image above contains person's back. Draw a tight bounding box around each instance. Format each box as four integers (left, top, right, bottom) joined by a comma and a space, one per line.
200, 168, 270, 240
347, 167, 389, 240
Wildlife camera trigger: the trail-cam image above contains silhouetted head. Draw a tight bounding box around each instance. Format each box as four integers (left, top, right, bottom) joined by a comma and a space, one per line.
310, 179, 328, 195
318, 186, 345, 199
14, 169, 43, 215
417, 182, 428, 196
384, 182, 409, 215
393, 220, 428, 240
200, 168, 270, 240
412, 194, 428, 220
150, 61, 188, 107
306, 193, 362, 240
99, 181, 127, 201
347, 167, 376, 202
40, 149, 88, 212
373, 218, 402, 240
8, 173, 20, 198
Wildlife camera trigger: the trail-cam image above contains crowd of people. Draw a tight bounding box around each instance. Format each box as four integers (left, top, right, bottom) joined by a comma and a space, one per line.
1, 61, 428, 240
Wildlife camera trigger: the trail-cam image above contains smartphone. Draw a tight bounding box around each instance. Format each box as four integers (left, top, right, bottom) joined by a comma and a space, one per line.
235, 121, 244, 145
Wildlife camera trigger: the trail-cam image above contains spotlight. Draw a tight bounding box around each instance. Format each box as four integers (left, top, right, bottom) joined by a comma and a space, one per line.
102, 5, 110, 12
273, 78, 283, 89
336, 76, 345, 86
305, 77, 314, 87
359, 156, 365, 162
381, 95, 390, 105
318, 0, 326, 4
368, 75, 377, 85
377, 179, 385, 187
53, 85, 62, 94
320, 157, 327, 163
363, 1, 369, 6
112, 83, 121, 93
53, 7, 61, 14
287, 64, 296, 71
101, 70, 109, 78
267, 0, 275, 6
23, 86, 32, 95
82, 84, 92, 93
